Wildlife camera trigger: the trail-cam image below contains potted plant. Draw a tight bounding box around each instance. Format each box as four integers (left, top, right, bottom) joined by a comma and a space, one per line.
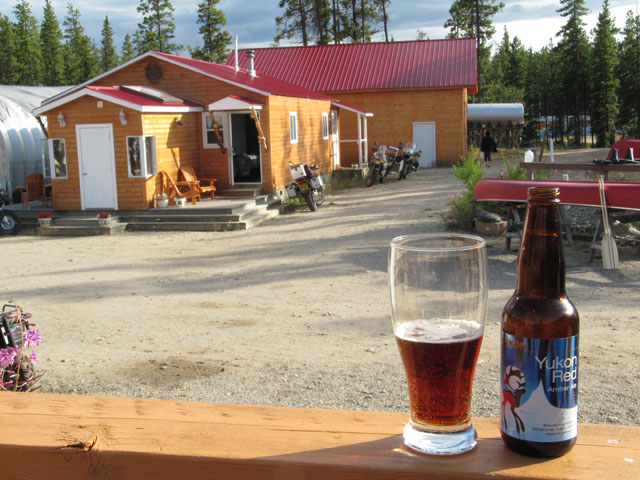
37, 211, 52, 227
156, 193, 169, 208
98, 211, 112, 225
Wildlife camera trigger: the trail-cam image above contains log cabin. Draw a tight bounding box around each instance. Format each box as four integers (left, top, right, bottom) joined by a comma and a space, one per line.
33, 51, 370, 212
226, 38, 478, 167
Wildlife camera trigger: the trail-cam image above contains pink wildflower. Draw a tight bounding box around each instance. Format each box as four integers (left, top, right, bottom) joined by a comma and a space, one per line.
29, 350, 38, 364
0, 347, 17, 367
24, 329, 41, 348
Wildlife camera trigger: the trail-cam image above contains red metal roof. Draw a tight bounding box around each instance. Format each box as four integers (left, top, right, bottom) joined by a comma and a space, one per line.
224, 39, 477, 93
151, 51, 335, 101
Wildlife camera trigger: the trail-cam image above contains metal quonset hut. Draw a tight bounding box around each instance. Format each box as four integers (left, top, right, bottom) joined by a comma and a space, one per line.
226, 39, 478, 167
0, 86, 68, 196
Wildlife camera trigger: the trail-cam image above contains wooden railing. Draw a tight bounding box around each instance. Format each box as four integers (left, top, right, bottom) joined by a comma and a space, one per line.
0, 391, 637, 479
519, 161, 640, 180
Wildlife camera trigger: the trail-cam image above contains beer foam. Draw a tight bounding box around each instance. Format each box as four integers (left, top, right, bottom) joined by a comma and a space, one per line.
396, 319, 483, 343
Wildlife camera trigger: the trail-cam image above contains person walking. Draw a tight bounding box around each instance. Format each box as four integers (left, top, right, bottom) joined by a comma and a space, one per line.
481, 131, 497, 164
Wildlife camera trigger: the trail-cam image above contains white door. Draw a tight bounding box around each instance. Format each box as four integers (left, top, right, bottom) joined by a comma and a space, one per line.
413, 122, 436, 168
331, 109, 340, 167
76, 124, 117, 210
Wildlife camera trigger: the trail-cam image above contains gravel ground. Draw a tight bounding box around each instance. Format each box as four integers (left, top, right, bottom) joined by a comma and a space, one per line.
3, 147, 639, 427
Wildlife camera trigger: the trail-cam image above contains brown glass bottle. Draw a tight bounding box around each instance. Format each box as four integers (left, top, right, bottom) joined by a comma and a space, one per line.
501, 187, 579, 457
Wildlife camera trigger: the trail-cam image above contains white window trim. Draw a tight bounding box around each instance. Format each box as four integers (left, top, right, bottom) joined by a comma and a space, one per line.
322, 112, 329, 140
289, 111, 298, 144
47, 138, 68, 179
126, 135, 157, 178
202, 112, 226, 149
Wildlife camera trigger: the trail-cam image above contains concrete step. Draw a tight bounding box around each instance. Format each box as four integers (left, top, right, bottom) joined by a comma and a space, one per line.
37, 222, 127, 236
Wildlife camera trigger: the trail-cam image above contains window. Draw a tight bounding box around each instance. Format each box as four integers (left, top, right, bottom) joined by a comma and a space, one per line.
48, 138, 67, 179
127, 136, 157, 177
202, 112, 225, 149
322, 112, 329, 140
289, 112, 298, 144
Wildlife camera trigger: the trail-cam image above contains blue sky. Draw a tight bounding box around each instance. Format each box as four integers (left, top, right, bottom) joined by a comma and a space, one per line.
1, 0, 639, 54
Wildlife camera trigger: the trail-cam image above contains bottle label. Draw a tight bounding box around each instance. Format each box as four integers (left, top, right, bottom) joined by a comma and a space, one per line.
501, 332, 578, 442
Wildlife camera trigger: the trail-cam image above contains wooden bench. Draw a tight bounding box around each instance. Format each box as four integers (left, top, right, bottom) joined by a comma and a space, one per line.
0, 391, 637, 479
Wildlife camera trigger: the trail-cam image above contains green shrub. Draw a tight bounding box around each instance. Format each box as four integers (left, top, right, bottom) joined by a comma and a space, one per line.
446, 147, 485, 230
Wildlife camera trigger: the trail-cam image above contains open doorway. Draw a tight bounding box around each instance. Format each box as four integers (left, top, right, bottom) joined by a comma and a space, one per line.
231, 113, 261, 184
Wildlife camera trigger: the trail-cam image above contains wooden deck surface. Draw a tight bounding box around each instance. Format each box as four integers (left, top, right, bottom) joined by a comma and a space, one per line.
0, 391, 637, 479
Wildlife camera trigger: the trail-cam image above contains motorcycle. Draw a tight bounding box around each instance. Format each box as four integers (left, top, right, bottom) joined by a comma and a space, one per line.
285, 161, 325, 212
398, 142, 421, 180
0, 184, 20, 235
384, 144, 405, 180
366, 144, 389, 186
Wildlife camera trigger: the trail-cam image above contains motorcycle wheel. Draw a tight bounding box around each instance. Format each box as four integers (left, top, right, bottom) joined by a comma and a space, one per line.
313, 188, 325, 206
303, 191, 317, 212
398, 164, 409, 180
365, 166, 378, 187
0, 212, 20, 235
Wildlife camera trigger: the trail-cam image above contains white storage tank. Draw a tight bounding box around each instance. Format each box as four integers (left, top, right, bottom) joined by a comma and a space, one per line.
467, 103, 524, 124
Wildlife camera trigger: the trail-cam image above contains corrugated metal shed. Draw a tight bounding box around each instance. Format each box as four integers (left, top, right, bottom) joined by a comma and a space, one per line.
225, 39, 477, 93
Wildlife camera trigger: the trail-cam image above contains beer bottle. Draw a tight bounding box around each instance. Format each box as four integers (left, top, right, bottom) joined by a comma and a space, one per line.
501, 187, 579, 457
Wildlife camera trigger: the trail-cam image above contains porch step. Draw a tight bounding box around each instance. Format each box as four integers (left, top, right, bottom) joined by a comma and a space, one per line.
218, 186, 264, 198
120, 195, 282, 232
37, 217, 127, 237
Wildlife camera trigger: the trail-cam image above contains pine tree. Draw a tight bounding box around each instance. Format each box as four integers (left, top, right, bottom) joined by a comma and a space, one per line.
590, 0, 619, 147
617, 11, 640, 137
135, 0, 181, 53
100, 16, 119, 72
120, 34, 136, 63
190, 0, 232, 63
0, 15, 19, 84
444, 0, 505, 100
63, 4, 99, 83
275, 0, 313, 46
13, 0, 43, 85
40, 0, 65, 85
556, 0, 591, 146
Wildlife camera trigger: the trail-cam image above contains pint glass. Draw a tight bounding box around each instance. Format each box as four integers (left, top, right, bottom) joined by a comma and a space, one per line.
389, 234, 487, 455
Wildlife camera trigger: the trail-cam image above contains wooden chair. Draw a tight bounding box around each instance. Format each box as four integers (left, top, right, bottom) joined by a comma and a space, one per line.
16, 173, 47, 208
179, 167, 216, 200
158, 171, 200, 206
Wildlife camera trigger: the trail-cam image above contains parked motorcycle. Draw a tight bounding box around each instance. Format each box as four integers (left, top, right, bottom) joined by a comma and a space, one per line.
0, 184, 20, 235
398, 142, 421, 180
285, 161, 325, 212
366, 144, 388, 186
384, 144, 404, 180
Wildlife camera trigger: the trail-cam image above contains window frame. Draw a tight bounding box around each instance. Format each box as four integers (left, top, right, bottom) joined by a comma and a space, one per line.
47, 138, 68, 179
202, 112, 226, 149
322, 112, 329, 140
289, 112, 298, 144
126, 135, 157, 178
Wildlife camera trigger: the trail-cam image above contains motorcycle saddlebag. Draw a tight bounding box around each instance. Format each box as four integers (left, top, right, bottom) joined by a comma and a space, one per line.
290, 164, 307, 181
310, 176, 323, 189
285, 183, 298, 198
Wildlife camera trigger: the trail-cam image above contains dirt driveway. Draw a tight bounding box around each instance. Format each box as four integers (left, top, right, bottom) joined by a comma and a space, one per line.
4, 157, 639, 426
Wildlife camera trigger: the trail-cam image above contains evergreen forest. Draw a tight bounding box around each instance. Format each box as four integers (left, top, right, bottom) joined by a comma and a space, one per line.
1, 0, 638, 149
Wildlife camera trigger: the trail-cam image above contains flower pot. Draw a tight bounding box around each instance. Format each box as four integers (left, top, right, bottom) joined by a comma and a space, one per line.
37, 218, 51, 227
175, 197, 186, 207
157, 198, 169, 208
98, 218, 111, 226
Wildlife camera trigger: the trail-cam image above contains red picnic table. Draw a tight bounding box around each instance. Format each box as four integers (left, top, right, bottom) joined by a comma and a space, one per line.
472, 178, 640, 253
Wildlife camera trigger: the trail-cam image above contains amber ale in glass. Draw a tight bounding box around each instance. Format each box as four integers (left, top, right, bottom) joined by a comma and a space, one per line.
390, 234, 487, 455
501, 187, 579, 457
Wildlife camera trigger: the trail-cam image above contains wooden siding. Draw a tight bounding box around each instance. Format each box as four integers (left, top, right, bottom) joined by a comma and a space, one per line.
335, 88, 468, 166
267, 95, 332, 190
143, 112, 201, 206
46, 97, 143, 211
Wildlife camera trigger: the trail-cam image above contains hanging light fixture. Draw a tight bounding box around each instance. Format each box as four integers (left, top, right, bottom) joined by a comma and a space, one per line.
119, 109, 127, 126
57, 112, 65, 128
